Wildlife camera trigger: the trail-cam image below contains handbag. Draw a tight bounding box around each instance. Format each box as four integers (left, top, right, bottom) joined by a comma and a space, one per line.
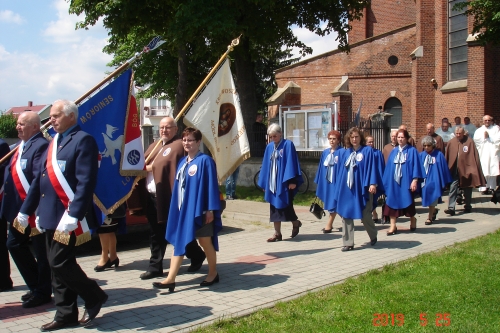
310, 196, 326, 219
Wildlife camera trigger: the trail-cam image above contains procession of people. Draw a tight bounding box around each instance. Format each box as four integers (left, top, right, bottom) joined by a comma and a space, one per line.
0, 106, 497, 331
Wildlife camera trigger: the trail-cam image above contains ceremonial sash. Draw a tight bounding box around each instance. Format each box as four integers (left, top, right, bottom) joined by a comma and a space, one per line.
47, 134, 91, 246
11, 144, 40, 236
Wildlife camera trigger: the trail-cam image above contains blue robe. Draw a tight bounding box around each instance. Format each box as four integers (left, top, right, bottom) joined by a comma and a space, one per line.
419, 150, 452, 207
334, 145, 381, 219
383, 145, 423, 209
314, 147, 344, 211
258, 139, 303, 209
166, 153, 222, 256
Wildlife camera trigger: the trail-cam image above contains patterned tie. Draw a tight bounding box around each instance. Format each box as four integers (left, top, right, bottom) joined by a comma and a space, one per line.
344, 151, 357, 189
324, 151, 335, 183
176, 160, 189, 210
393, 145, 407, 185
269, 143, 280, 194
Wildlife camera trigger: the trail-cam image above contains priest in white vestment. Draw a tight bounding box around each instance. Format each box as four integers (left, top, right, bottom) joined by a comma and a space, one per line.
473, 115, 500, 193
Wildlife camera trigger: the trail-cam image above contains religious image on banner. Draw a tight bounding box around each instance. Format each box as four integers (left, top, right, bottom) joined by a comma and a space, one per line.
183, 59, 250, 183
77, 69, 144, 214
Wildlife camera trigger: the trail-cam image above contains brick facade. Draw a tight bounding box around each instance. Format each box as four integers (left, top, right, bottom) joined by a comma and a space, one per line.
270, 0, 500, 139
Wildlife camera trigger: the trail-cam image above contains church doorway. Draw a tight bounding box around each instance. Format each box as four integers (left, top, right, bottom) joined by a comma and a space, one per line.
384, 97, 402, 129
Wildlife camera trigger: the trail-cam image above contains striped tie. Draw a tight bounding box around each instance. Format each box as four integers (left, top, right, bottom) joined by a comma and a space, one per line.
344, 151, 357, 189
324, 152, 335, 183
393, 145, 407, 185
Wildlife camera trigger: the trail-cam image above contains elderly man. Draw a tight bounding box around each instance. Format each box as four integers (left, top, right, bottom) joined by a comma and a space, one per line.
20, 100, 108, 330
463, 117, 477, 137
435, 121, 455, 147
383, 129, 398, 163
473, 115, 500, 194
139, 117, 205, 280
444, 126, 485, 215
416, 123, 445, 154
2, 112, 51, 308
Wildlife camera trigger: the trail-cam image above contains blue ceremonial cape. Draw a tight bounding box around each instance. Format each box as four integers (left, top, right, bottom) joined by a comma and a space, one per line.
258, 139, 303, 209
383, 145, 423, 209
166, 153, 222, 256
419, 150, 452, 207
334, 145, 380, 219
372, 148, 386, 209
314, 147, 344, 211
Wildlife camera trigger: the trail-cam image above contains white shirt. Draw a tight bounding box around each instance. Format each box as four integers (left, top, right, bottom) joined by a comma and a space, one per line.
435, 128, 455, 143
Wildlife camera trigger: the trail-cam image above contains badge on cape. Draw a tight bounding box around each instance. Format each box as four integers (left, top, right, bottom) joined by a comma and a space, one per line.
163, 147, 171, 156
279, 149, 283, 157
356, 153, 363, 162
188, 164, 197, 176
334, 156, 338, 164
463, 146, 468, 153
432, 157, 436, 164
20, 159, 27, 170
57, 160, 66, 172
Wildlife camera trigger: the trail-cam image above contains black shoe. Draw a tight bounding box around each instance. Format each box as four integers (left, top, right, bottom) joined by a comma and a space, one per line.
432, 208, 439, 221
370, 237, 377, 246
386, 227, 397, 236
79, 293, 108, 326
94, 259, 111, 272
444, 209, 455, 216
188, 253, 206, 272
373, 219, 381, 224
200, 273, 219, 286
152, 281, 175, 292
464, 207, 472, 213
22, 295, 52, 308
291, 221, 302, 238
322, 228, 333, 234
21, 290, 33, 302
140, 271, 163, 280
341, 246, 354, 252
41, 320, 79, 332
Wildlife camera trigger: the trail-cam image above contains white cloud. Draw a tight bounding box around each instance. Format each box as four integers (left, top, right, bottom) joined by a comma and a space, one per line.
0, 10, 25, 24
291, 25, 340, 60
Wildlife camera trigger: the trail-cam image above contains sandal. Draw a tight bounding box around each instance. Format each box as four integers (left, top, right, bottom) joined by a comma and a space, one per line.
322, 228, 333, 234
425, 219, 433, 225
432, 208, 439, 221
267, 234, 282, 242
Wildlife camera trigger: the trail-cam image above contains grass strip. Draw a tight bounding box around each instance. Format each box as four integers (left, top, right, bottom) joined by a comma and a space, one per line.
219, 185, 316, 206
195, 229, 500, 332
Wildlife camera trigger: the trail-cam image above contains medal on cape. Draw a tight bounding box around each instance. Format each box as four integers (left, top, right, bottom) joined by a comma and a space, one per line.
279, 149, 283, 157
163, 147, 171, 156
188, 164, 198, 176
463, 146, 468, 153
356, 153, 363, 161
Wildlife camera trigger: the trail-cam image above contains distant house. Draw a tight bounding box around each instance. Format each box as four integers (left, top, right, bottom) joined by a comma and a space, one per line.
139, 96, 173, 147
5, 101, 51, 119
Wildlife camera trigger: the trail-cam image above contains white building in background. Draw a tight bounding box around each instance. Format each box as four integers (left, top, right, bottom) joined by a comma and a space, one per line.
139, 96, 173, 145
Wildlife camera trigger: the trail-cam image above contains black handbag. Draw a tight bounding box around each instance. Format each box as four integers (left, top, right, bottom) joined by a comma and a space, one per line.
310, 196, 326, 219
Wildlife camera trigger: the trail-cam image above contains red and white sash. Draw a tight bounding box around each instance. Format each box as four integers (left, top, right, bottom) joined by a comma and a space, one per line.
11, 142, 37, 226
47, 134, 90, 245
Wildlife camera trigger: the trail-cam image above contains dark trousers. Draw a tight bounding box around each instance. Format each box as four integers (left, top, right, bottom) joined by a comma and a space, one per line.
145, 194, 204, 273
7, 225, 51, 298
0, 219, 12, 289
45, 230, 106, 322
448, 175, 472, 210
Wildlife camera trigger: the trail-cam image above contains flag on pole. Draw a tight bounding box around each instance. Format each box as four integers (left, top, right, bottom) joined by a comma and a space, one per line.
184, 59, 250, 183
354, 98, 363, 127
77, 69, 144, 214
120, 85, 145, 174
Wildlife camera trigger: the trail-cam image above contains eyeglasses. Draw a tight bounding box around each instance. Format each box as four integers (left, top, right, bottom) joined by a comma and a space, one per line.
423, 144, 432, 147
182, 139, 197, 143
160, 126, 177, 130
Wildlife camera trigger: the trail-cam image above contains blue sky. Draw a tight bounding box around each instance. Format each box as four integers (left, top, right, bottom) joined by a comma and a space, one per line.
0, 0, 339, 111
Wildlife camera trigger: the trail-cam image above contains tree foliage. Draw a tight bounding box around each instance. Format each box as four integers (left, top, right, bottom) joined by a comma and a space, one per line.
0, 114, 18, 138
455, 0, 500, 45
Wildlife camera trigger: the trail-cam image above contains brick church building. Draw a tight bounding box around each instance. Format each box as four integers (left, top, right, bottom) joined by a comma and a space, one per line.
268, 0, 500, 139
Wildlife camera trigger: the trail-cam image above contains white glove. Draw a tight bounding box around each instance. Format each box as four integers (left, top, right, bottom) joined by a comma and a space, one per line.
60, 215, 79, 234
35, 216, 45, 233
16, 212, 29, 228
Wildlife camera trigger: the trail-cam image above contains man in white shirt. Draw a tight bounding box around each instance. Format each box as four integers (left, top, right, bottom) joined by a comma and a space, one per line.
463, 117, 477, 137
473, 115, 500, 194
435, 121, 455, 148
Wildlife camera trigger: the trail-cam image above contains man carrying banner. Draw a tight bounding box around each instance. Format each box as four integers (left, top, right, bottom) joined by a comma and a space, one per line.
19, 100, 108, 330
139, 116, 205, 280
3, 112, 51, 308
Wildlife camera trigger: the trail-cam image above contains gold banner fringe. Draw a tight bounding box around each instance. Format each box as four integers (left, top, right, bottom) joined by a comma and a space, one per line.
75, 232, 91, 246
12, 218, 27, 234
120, 170, 147, 177
217, 151, 251, 185
53, 230, 92, 246
29, 227, 41, 237
93, 174, 144, 215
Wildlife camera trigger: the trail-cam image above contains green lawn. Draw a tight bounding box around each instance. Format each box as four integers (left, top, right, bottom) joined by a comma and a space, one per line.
195, 229, 500, 332
220, 185, 317, 207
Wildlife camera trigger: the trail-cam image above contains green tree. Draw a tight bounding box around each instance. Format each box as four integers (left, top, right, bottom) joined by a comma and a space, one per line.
455, 0, 500, 45
69, 0, 368, 128
0, 114, 18, 138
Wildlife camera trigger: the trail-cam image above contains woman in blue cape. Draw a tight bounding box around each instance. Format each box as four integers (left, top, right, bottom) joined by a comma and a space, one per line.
334, 128, 381, 251
258, 124, 303, 242
314, 130, 343, 233
153, 127, 222, 291
383, 129, 423, 235
419, 135, 452, 225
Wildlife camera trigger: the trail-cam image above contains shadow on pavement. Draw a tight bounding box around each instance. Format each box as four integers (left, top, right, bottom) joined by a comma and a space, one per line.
364, 240, 422, 250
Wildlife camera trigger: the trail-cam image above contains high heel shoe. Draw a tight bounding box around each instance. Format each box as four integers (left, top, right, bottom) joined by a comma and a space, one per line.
200, 273, 219, 287
94, 259, 111, 272
386, 227, 397, 236
152, 281, 175, 292
109, 257, 120, 268
291, 220, 302, 238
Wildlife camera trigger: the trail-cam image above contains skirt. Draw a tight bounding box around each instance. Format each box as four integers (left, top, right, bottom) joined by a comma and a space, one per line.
96, 218, 119, 234
269, 191, 298, 222
383, 200, 416, 218
195, 220, 214, 237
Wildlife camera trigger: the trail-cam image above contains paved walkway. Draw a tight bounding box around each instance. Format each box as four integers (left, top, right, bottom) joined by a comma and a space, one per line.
1, 192, 499, 332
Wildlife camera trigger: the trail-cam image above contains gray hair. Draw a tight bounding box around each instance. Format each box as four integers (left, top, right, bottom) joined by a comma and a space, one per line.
421, 135, 435, 148
53, 99, 78, 118
267, 123, 282, 135
454, 124, 468, 135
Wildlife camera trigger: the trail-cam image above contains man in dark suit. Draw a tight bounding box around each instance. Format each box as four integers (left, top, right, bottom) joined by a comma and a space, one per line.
3, 111, 51, 308
0, 138, 11, 292
19, 100, 107, 331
